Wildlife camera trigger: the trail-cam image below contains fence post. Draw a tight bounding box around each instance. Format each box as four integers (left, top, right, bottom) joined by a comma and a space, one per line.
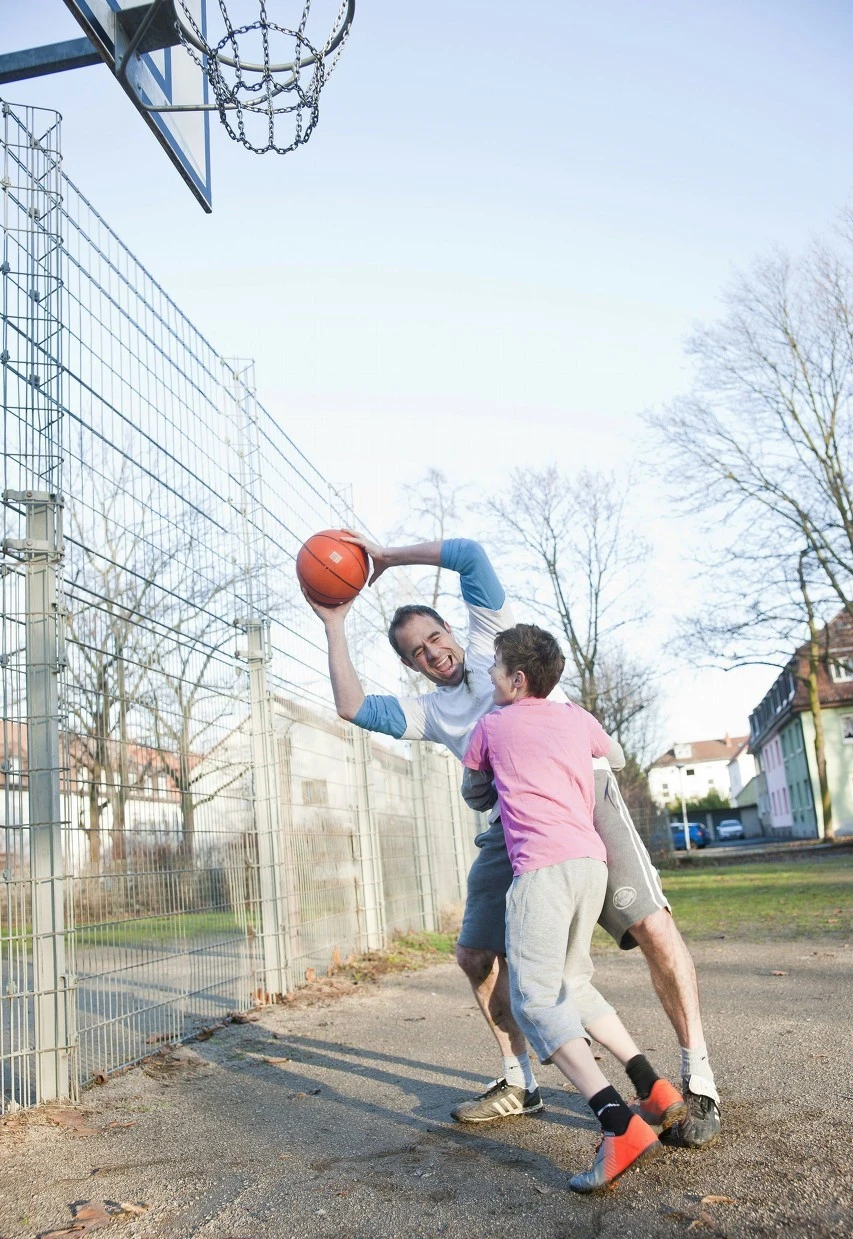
244, 619, 292, 997
11, 492, 73, 1102
351, 728, 386, 950
410, 743, 438, 932
444, 752, 471, 903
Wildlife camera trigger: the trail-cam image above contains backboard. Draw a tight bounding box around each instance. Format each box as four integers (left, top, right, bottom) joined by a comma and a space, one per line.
63, 0, 212, 211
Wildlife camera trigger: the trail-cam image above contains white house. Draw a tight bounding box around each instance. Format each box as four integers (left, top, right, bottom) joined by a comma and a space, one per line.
647, 735, 753, 809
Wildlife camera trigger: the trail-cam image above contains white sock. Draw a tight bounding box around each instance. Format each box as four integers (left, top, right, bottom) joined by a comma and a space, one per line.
503, 1053, 537, 1092
680, 1044, 719, 1104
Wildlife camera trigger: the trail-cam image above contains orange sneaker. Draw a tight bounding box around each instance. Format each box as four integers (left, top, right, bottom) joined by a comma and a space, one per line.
637, 1078, 687, 1130
568, 1115, 662, 1193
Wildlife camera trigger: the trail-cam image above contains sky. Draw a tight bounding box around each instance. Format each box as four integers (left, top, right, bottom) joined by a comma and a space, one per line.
5, 1, 853, 755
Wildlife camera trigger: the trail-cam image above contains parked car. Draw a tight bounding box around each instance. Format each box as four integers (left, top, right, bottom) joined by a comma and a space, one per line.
716, 818, 745, 840
670, 822, 709, 850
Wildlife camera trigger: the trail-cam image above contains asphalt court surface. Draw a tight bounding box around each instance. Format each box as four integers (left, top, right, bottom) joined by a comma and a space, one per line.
1, 937, 850, 1238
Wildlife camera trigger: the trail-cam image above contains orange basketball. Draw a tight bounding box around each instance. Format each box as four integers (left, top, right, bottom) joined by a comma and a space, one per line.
296, 530, 369, 606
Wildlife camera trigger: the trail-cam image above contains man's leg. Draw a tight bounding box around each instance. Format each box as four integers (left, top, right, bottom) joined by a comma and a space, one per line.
592, 771, 721, 1148
455, 946, 527, 1057
629, 908, 720, 1147
450, 822, 542, 1123
629, 907, 703, 1048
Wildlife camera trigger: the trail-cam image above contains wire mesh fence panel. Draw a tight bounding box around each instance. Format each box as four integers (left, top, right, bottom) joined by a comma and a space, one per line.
1, 97, 501, 1110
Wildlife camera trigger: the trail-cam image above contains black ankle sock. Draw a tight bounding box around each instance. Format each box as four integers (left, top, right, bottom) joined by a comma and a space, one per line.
626, 1053, 658, 1101
588, 1085, 633, 1136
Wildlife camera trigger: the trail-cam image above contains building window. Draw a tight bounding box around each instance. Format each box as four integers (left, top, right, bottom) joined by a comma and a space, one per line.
829, 660, 853, 682
842, 714, 853, 744
661, 783, 669, 795
686, 768, 695, 777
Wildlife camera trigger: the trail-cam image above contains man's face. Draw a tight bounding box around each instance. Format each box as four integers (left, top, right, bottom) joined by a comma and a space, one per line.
395, 614, 466, 687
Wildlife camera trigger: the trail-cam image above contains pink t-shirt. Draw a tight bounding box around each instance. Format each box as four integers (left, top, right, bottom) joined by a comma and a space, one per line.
463, 697, 611, 875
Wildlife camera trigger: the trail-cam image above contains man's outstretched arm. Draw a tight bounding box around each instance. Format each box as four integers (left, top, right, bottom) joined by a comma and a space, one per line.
341, 533, 443, 584
304, 594, 366, 721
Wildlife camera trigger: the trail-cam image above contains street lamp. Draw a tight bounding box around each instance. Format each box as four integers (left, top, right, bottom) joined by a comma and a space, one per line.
675, 763, 691, 852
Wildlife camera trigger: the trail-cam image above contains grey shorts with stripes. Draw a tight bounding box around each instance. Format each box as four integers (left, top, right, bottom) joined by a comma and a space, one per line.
457, 769, 670, 955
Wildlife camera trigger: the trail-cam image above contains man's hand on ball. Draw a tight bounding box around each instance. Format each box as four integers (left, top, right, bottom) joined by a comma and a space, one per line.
339, 530, 390, 586
302, 586, 355, 624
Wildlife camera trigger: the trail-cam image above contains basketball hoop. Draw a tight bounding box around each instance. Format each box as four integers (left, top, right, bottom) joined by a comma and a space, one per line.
173, 0, 356, 154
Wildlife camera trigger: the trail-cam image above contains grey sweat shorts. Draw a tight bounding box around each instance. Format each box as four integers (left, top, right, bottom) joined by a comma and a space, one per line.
457, 769, 670, 955
506, 857, 614, 1061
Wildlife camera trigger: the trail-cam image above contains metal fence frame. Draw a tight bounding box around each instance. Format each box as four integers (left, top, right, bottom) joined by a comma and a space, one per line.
0, 100, 480, 1113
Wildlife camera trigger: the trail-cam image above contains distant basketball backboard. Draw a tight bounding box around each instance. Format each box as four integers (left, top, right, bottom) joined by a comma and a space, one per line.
63, 0, 212, 211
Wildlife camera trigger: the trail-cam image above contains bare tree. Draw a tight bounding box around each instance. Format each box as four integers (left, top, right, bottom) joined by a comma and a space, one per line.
481, 466, 654, 731
144, 589, 246, 858
65, 461, 173, 865
648, 232, 853, 841
648, 238, 853, 619
389, 468, 469, 616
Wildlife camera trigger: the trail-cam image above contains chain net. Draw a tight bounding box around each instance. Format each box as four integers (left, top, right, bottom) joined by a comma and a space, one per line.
175, 0, 354, 154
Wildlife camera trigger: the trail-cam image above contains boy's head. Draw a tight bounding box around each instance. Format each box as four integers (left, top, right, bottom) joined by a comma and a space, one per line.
491, 624, 565, 703
388, 605, 466, 687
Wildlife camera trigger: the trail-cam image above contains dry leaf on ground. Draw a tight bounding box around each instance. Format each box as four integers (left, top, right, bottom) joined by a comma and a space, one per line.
46, 1109, 99, 1137
40, 1199, 150, 1238
702, 1195, 736, 1204
40, 1199, 112, 1236
261, 1055, 291, 1065
141, 1049, 207, 1083
688, 1211, 724, 1232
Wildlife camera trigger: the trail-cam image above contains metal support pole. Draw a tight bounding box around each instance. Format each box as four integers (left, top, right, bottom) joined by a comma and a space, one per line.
444, 753, 471, 902
677, 764, 691, 851
351, 728, 386, 951
7, 494, 73, 1102
410, 743, 438, 933
0, 40, 102, 85
244, 619, 291, 997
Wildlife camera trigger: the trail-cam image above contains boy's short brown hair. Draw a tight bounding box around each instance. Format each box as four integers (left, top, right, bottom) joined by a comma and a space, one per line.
494, 624, 565, 698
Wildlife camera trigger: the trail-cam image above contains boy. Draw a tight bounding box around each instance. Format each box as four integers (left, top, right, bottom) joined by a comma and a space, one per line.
462, 623, 684, 1192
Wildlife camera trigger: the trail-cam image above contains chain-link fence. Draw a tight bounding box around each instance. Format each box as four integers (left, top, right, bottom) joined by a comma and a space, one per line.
1, 101, 479, 1113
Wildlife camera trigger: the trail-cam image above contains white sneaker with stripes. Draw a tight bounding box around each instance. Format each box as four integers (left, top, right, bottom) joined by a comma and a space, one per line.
451, 1078, 544, 1123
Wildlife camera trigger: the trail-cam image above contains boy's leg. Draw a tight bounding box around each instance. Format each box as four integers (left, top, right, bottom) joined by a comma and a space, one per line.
593, 770, 721, 1148
451, 821, 541, 1122
558, 857, 687, 1133
505, 859, 660, 1193
585, 1010, 687, 1131
550, 1037, 662, 1194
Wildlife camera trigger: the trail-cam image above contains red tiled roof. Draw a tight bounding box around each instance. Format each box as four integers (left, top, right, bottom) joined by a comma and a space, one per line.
650, 735, 749, 769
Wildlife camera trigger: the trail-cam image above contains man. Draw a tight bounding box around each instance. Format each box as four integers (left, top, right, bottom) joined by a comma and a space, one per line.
305, 533, 720, 1148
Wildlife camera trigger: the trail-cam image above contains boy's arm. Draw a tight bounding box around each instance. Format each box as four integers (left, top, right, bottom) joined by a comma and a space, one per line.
585, 708, 626, 771
605, 738, 626, 771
